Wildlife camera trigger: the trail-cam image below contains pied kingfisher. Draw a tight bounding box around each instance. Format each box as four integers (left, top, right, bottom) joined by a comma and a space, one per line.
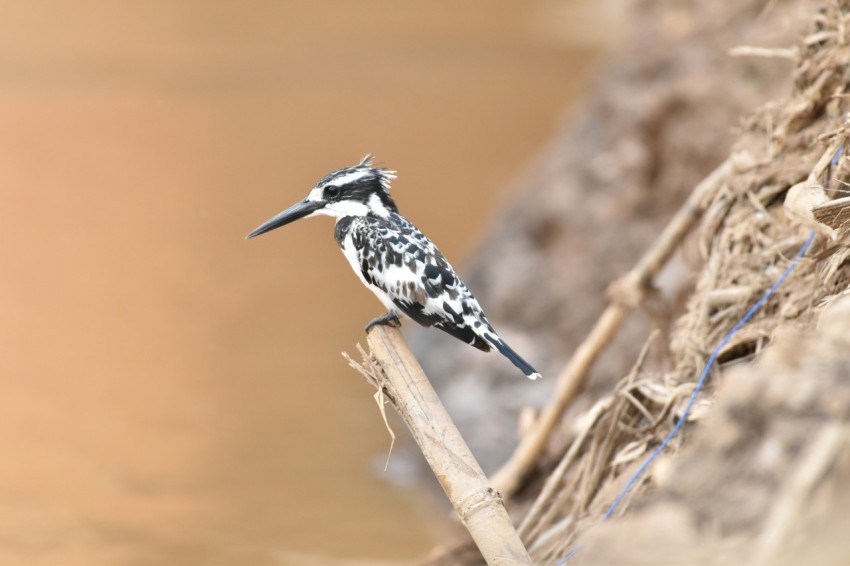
247, 155, 541, 380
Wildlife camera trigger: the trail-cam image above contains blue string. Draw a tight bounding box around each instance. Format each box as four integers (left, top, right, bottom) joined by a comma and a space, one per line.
600, 228, 816, 522
829, 145, 844, 176
554, 144, 842, 564
555, 229, 815, 566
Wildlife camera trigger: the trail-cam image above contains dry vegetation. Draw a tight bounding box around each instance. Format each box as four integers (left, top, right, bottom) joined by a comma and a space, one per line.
353, 1, 850, 564
522, 21, 850, 548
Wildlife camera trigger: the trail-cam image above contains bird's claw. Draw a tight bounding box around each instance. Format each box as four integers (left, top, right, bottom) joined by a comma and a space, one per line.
365, 313, 401, 333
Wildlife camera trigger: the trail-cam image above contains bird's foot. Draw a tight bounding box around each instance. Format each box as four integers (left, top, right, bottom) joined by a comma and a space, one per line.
365, 312, 401, 333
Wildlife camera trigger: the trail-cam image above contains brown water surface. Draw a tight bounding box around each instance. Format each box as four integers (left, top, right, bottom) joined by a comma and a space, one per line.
0, 1, 613, 563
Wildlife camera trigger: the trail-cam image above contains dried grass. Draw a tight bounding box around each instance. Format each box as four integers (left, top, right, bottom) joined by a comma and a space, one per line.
518, 2, 850, 563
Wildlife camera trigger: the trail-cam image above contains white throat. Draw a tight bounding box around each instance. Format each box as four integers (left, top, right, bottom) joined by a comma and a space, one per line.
315, 200, 370, 219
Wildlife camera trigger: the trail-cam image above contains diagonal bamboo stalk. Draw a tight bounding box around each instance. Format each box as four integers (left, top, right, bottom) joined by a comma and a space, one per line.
346, 326, 533, 566
491, 159, 733, 498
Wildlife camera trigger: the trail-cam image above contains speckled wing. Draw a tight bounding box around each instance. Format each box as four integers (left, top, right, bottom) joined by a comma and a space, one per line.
349, 214, 494, 351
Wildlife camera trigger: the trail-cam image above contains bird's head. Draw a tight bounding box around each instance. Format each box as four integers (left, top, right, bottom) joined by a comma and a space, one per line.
246, 154, 397, 239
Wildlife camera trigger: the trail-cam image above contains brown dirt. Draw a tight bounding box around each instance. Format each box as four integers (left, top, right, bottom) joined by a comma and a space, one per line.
418, 0, 850, 564
410, 0, 819, 474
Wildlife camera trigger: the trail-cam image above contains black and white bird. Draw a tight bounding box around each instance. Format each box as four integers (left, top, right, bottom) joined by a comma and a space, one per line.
247, 155, 541, 380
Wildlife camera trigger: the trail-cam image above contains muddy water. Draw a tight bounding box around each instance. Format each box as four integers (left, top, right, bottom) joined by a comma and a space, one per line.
0, 1, 612, 563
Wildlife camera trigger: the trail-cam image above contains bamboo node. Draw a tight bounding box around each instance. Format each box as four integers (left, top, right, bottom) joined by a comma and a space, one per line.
457, 487, 502, 521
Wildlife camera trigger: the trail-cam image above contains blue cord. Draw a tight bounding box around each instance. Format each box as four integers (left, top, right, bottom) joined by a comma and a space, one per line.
556, 229, 816, 566
600, 228, 816, 522
555, 144, 842, 564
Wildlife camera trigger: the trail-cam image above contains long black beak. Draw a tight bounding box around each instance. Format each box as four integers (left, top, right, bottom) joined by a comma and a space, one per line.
246, 199, 325, 239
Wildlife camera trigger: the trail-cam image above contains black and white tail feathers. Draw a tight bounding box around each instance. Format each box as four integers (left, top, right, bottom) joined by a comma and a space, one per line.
485, 335, 541, 380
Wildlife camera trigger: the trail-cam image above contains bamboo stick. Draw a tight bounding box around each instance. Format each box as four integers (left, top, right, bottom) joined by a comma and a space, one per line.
347, 326, 533, 566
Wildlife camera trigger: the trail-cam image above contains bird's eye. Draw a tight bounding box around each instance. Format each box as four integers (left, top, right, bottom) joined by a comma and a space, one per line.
325, 185, 339, 198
